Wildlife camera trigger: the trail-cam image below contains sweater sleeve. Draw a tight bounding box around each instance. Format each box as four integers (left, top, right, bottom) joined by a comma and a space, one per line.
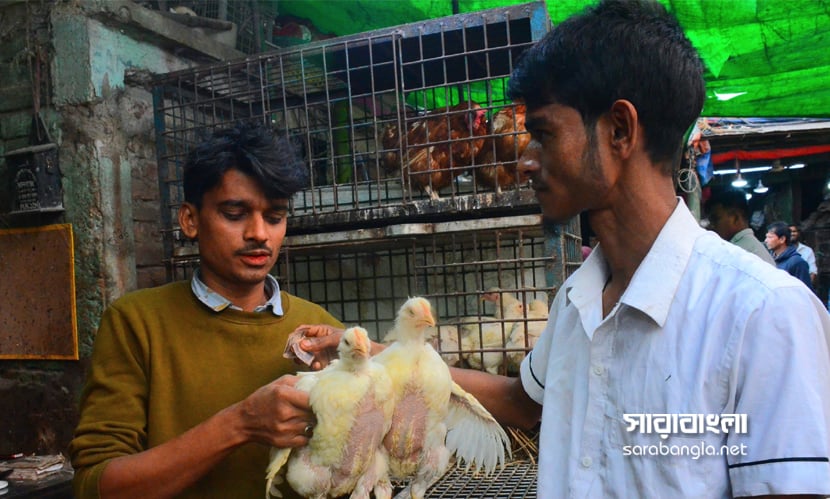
69, 302, 151, 499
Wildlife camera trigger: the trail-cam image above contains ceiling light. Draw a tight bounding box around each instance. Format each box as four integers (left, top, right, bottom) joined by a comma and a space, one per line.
789, 163, 805, 169
713, 165, 773, 176
731, 173, 748, 188
745, 192, 752, 200
730, 158, 748, 188
742, 166, 773, 173
714, 91, 748, 101
753, 180, 768, 194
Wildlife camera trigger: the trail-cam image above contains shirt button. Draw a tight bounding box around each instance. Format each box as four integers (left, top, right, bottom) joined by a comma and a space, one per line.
581, 456, 593, 468
592, 365, 604, 376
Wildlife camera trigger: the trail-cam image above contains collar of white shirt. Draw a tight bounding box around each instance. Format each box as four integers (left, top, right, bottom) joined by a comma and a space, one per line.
190, 269, 284, 315
566, 198, 701, 334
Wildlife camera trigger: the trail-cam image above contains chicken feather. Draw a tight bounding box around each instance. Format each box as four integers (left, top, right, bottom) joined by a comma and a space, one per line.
381, 102, 487, 199
374, 297, 511, 499
265, 327, 394, 499
462, 290, 525, 374
506, 297, 550, 373
474, 104, 530, 194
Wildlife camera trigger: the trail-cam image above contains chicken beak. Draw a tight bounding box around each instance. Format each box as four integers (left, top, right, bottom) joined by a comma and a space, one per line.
420, 317, 436, 328
353, 336, 369, 356
419, 308, 436, 328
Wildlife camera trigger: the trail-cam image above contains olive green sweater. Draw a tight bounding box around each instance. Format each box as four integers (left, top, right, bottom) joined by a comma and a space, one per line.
69, 281, 343, 499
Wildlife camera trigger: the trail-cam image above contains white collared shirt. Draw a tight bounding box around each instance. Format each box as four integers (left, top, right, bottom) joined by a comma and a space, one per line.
796, 242, 819, 275
521, 199, 830, 498
190, 269, 284, 315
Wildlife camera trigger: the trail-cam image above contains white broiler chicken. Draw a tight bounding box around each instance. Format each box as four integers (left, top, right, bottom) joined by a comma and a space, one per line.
462, 290, 525, 374
424, 324, 464, 367
375, 297, 511, 499
506, 298, 550, 373
265, 327, 395, 499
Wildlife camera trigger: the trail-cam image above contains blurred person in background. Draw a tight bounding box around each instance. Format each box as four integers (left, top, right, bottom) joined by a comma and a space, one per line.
766, 221, 813, 290
790, 223, 818, 287
704, 188, 775, 265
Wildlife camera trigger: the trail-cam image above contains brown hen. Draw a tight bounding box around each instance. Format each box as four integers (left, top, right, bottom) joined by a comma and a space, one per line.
381, 101, 487, 199
473, 103, 530, 194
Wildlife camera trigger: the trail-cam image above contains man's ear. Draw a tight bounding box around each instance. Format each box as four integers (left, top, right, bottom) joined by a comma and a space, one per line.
608, 99, 639, 159
178, 202, 199, 240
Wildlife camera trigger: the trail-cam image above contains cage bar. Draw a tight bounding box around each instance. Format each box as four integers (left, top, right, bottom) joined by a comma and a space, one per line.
274, 215, 581, 375
423, 460, 538, 498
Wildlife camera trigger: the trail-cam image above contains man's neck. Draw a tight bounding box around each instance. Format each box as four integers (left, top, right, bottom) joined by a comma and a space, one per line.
592, 190, 678, 317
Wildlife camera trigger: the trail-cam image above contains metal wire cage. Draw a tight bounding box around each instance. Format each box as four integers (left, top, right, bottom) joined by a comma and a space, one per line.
152, 2, 551, 278
277, 214, 582, 374
276, 214, 579, 497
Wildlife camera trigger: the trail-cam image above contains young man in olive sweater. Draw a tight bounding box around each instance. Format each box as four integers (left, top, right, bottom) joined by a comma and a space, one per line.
69, 123, 343, 499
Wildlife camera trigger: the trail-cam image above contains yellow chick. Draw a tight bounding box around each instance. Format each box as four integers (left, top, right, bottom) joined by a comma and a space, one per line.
374, 297, 511, 499
506, 298, 549, 373
265, 326, 394, 499
463, 289, 525, 373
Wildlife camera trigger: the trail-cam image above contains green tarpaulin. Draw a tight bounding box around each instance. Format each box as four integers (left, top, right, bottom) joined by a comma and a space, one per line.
277, 0, 830, 118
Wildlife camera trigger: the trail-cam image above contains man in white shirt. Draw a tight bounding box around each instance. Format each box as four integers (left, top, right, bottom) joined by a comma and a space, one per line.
302, 1, 830, 496
790, 224, 818, 287
446, 0, 830, 497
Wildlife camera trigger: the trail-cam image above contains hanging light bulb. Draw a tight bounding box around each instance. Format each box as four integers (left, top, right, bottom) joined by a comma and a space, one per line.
745, 192, 752, 200
731, 158, 747, 188
731, 173, 748, 188
753, 180, 769, 194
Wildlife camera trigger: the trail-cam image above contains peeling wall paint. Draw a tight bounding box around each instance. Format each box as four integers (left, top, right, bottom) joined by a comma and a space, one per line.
86, 18, 191, 98
52, 10, 192, 105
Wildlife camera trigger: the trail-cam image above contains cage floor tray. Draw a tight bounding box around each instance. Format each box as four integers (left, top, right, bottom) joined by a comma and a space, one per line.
423, 460, 537, 498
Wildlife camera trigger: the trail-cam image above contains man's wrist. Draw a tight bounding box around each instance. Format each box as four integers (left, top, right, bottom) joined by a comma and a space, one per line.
215, 402, 249, 448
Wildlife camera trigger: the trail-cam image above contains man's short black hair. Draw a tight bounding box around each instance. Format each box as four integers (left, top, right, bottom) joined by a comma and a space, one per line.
767, 221, 792, 245
182, 122, 309, 208
507, 0, 705, 173
704, 189, 751, 222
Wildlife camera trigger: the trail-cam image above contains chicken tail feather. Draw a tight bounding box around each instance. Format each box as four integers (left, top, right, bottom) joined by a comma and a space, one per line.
265, 447, 291, 498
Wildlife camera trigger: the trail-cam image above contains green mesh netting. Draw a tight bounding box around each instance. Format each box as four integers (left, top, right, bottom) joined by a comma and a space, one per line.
276, 0, 830, 118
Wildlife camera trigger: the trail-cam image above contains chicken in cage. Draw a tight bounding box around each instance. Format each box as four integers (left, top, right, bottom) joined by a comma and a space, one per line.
152, 2, 551, 262
379, 100, 489, 200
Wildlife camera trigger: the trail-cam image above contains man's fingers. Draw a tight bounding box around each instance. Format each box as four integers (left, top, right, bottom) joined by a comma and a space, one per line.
301, 333, 341, 352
